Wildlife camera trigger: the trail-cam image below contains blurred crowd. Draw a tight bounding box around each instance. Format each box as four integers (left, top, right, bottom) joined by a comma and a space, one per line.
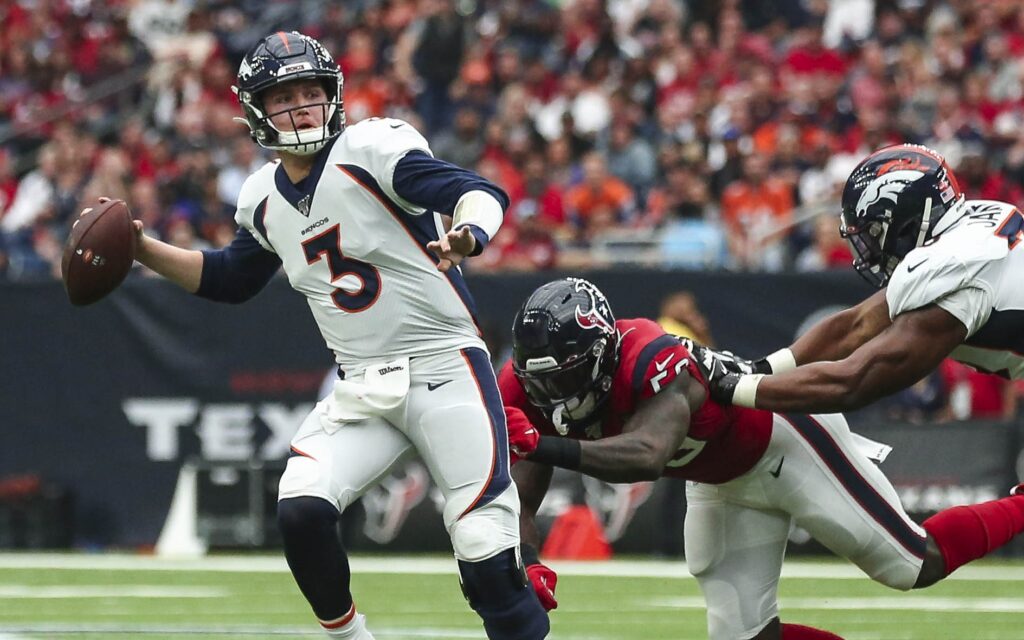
4, 0, 1024, 280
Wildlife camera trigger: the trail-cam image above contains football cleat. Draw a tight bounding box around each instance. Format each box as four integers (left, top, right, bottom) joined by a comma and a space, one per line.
1010, 483, 1024, 497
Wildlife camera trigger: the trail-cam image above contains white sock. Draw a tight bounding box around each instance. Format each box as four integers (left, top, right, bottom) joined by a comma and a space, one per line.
320, 606, 373, 638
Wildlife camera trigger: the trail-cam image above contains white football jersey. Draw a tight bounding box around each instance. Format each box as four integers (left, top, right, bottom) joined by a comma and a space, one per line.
234, 117, 486, 369
886, 199, 1024, 378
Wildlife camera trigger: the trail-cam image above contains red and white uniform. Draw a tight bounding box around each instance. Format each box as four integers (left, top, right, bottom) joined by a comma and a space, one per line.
502, 318, 928, 640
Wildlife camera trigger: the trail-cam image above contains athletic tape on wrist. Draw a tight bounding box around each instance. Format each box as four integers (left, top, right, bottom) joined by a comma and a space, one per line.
765, 348, 797, 373
733, 374, 764, 408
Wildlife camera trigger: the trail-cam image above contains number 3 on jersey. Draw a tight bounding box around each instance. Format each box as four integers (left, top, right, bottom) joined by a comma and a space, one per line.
302, 224, 382, 312
995, 209, 1024, 249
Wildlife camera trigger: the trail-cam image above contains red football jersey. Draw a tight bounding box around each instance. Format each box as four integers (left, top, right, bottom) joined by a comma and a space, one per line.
498, 318, 773, 484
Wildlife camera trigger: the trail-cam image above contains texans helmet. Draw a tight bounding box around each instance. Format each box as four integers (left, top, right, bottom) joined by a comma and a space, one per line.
512, 278, 618, 432
234, 31, 345, 155
840, 144, 965, 287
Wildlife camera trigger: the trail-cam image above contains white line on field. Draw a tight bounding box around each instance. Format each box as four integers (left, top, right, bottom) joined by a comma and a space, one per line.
0, 553, 1023, 582
0, 624, 598, 639
0, 585, 228, 599
648, 595, 1024, 613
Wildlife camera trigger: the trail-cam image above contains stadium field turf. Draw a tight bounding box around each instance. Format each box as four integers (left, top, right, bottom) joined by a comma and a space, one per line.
0, 554, 1022, 639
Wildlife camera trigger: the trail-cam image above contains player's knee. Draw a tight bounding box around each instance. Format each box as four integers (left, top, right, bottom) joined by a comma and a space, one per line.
458, 548, 549, 640
450, 504, 519, 562
277, 496, 338, 540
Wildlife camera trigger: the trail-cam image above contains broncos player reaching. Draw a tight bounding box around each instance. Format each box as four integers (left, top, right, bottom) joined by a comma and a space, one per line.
702, 144, 1024, 425
125, 32, 548, 640
499, 278, 1024, 640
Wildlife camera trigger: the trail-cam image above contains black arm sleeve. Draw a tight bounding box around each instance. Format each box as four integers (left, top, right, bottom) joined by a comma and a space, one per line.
196, 227, 282, 304
392, 150, 510, 214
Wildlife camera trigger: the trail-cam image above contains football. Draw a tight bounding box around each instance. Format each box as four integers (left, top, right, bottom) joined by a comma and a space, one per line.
61, 198, 136, 306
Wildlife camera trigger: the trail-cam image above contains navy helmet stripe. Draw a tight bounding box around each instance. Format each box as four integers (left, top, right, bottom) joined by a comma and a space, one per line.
337, 163, 481, 326
458, 347, 511, 517
783, 414, 926, 559
632, 334, 684, 393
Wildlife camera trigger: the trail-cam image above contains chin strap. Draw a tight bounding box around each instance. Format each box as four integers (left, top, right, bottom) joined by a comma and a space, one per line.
915, 197, 933, 249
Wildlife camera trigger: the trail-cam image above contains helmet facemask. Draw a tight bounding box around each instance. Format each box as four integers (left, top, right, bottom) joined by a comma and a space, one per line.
236, 77, 344, 156
516, 335, 615, 433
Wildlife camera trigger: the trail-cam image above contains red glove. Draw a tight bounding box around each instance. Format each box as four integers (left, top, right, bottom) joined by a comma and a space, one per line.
505, 406, 539, 465
526, 563, 558, 611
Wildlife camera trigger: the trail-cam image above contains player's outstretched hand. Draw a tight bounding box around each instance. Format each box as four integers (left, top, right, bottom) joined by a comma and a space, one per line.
681, 338, 757, 405
526, 563, 558, 611
505, 406, 539, 464
427, 226, 476, 272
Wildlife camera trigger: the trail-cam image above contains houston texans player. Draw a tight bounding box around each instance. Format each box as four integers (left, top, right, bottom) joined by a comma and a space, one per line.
125, 32, 547, 640
702, 144, 1024, 423
499, 278, 1024, 640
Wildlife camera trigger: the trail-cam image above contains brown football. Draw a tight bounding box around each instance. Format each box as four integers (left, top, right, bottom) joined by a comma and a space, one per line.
61, 198, 136, 306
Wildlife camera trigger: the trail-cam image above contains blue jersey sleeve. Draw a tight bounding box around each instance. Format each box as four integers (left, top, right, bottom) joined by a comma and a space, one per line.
197, 226, 282, 303
392, 150, 510, 215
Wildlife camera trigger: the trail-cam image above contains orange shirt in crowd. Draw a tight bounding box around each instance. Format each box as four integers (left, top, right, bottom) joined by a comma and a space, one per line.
720, 179, 793, 235
564, 178, 634, 221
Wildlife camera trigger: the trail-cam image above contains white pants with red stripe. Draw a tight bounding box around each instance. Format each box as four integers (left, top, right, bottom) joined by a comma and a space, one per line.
684, 412, 926, 640
278, 347, 520, 562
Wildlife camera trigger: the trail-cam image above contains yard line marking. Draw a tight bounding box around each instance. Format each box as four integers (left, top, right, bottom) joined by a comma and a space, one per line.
0, 624, 597, 639
647, 595, 1024, 613
1, 554, 1023, 582
0, 585, 228, 599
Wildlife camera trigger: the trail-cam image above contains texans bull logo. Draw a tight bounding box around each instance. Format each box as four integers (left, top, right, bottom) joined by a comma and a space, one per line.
572, 279, 614, 335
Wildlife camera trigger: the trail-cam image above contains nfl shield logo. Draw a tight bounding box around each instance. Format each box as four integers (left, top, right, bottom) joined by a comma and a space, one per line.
297, 195, 311, 217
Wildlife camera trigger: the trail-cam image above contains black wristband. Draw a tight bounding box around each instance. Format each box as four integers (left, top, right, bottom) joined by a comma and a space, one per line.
753, 358, 773, 374
521, 543, 540, 567
529, 436, 582, 470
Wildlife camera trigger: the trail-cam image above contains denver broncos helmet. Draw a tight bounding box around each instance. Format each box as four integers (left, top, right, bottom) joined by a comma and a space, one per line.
234, 31, 344, 155
512, 278, 618, 432
840, 144, 964, 287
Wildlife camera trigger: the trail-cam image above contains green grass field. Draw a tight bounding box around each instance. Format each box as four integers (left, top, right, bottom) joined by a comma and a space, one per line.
0, 554, 1022, 639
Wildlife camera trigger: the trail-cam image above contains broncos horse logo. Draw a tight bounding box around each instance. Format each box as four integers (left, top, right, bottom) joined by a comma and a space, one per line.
572, 278, 615, 335
855, 169, 925, 220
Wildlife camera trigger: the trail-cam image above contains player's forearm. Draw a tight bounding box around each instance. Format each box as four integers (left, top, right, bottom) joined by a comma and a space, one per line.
577, 434, 668, 482
788, 306, 863, 364
527, 435, 663, 483
789, 291, 891, 365
748, 355, 909, 413
135, 235, 203, 293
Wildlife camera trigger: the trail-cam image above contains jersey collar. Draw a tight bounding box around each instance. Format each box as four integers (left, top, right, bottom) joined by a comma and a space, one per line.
274, 134, 339, 215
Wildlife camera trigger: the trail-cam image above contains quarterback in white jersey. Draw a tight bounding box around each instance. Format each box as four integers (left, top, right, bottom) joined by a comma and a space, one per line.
699, 144, 1024, 415
124, 31, 549, 640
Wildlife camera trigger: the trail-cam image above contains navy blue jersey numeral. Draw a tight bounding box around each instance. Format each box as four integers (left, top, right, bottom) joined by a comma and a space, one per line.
995, 209, 1024, 249
302, 224, 381, 312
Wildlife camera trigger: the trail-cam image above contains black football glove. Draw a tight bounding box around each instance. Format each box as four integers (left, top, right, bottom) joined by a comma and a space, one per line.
681, 338, 768, 405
